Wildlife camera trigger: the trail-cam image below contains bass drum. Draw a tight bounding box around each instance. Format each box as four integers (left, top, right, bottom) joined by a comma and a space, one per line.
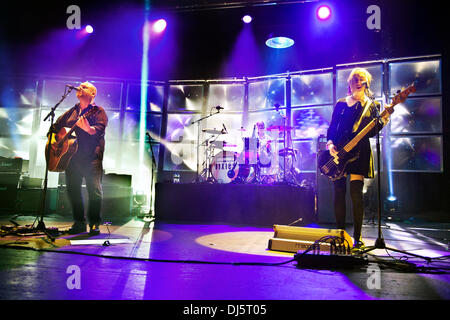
210, 151, 238, 183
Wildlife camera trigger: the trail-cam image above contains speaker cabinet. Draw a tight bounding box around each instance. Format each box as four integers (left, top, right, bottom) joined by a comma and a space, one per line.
316, 137, 353, 225
0, 173, 20, 212
16, 188, 57, 214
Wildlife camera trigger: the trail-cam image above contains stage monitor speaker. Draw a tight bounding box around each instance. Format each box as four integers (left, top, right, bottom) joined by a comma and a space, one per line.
57, 185, 132, 219
267, 224, 353, 253
0, 173, 21, 212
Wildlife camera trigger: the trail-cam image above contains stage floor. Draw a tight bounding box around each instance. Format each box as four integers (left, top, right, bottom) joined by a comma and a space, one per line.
0, 214, 449, 301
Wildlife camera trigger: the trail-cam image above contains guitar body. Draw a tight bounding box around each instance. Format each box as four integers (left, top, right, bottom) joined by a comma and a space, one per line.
46, 128, 78, 172
318, 149, 360, 181
45, 106, 97, 172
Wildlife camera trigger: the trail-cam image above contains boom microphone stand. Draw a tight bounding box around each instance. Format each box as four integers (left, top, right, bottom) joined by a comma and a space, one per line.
190, 106, 222, 183
359, 89, 430, 262
32, 86, 75, 241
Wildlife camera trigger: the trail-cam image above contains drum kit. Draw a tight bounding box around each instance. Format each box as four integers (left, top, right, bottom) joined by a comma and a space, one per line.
198, 121, 301, 185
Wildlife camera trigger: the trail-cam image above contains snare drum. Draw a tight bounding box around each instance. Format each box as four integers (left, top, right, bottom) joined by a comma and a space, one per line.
210, 151, 238, 183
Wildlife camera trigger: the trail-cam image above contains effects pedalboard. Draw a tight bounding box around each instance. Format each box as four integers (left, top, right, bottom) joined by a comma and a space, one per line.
268, 224, 369, 269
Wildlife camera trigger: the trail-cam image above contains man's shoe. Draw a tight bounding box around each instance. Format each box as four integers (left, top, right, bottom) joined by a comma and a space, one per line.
67, 222, 87, 235
89, 224, 100, 236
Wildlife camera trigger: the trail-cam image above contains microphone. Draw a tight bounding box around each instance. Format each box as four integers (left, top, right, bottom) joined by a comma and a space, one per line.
215, 106, 224, 111
362, 82, 375, 100
66, 84, 80, 91
222, 124, 228, 134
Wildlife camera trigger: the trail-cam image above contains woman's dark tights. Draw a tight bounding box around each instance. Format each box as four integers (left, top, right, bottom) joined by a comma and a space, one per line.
333, 177, 364, 242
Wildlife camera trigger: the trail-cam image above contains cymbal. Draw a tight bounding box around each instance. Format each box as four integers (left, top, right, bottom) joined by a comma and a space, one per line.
202, 129, 227, 135
266, 125, 294, 131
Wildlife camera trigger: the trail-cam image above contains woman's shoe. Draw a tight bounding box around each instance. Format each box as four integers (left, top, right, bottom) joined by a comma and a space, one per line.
89, 224, 100, 236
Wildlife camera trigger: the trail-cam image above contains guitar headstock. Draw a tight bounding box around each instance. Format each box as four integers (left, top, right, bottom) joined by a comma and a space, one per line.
391, 82, 416, 106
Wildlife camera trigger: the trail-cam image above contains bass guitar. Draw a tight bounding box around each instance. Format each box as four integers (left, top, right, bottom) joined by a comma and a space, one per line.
45, 107, 97, 172
318, 83, 416, 181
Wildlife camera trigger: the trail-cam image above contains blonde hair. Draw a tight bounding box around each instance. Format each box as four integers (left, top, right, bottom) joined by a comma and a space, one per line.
347, 68, 373, 95
80, 82, 97, 101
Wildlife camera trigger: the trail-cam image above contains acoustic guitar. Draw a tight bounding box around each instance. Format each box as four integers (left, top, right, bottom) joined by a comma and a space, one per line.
45, 107, 97, 172
318, 83, 416, 181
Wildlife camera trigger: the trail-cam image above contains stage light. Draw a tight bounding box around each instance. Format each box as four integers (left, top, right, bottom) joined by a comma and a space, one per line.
265, 36, 294, 49
153, 19, 167, 33
317, 5, 331, 20
85, 25, 94, 33
242, 15, 252, 23
387, 195, 397, 202
384, 197, 400, 219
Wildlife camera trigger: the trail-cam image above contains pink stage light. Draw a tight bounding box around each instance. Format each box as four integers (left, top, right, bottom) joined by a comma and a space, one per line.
317, 5, 331, 20
153, 19, 167, 33
85, 25, 94, 33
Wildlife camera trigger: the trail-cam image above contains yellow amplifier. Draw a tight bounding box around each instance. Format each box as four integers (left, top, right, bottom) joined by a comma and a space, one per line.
267, 225, 353, 253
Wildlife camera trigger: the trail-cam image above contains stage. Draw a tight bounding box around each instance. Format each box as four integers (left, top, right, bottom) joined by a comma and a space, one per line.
154, 182, 316, 226
0, 214, 449, 301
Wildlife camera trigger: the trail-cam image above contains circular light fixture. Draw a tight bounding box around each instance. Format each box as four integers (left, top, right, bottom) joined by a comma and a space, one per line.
242, 15, 252, 23
317, 5, 331, 20
265, 36, 294, 49
153, 19, 167, 33
85, 25, 94, 34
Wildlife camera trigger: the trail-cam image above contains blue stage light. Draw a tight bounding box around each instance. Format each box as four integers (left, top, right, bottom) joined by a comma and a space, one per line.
265, 36, 294, 49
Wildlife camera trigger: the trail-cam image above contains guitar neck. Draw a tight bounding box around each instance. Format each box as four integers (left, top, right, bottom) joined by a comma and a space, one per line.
56, 113, 89, 147
340, 83, 415, 154
342, 106, 392, 153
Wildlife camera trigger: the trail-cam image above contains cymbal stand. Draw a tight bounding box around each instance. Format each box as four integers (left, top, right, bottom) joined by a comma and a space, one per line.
190, 109, 220, 183
202, 131, 223, 182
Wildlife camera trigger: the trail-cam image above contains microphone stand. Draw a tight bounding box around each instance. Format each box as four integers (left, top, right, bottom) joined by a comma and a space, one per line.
33, 86, 75, 241
359, 90, 430, 262
190, 107, 221, 183
144, 132, 156, 222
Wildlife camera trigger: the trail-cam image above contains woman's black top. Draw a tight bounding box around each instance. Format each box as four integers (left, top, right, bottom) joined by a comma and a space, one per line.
327, 97, 383, 178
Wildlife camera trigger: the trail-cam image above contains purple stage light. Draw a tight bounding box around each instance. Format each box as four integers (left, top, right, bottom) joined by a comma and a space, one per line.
242, 15, 252, 23
153, 19, 167, 33
317, 5, 331, 20
85, 25, 94, 34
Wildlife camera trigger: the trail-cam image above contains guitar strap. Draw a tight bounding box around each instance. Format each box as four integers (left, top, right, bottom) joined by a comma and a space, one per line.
79, 104, 95, 117
352, 97, 373, 134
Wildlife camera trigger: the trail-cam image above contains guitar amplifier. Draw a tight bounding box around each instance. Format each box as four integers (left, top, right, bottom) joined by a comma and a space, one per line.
0, 157, 26, 173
